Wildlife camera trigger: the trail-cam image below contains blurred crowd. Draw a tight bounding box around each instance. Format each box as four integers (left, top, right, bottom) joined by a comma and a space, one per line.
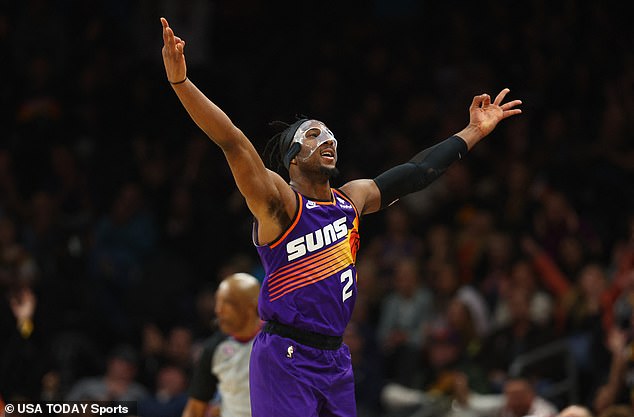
0, 1, 633, 416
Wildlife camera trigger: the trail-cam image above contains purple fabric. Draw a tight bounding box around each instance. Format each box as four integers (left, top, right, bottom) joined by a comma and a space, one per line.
249, 331, 357, 417
255, 190, 360, 336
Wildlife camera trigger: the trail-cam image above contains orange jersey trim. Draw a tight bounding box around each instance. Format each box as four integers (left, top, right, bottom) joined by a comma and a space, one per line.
269, 193, 304, 249
333, 188, 360, 219
269, 258, 353, 301
267, 238, 354, 301
268, 239, 349, 284
312, 190, 336, 205
268, 250, 352, 295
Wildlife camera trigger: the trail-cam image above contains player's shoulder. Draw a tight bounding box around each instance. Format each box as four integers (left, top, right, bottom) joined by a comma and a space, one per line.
338, 179, 380, 215
339, 178, 376, 197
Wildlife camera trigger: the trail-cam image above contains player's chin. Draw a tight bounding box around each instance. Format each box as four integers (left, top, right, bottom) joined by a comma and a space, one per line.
319, 165, 340, 180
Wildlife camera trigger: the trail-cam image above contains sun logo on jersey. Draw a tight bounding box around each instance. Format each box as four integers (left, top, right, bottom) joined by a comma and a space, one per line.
286, 345, 294, 359
348, 217, 360, 262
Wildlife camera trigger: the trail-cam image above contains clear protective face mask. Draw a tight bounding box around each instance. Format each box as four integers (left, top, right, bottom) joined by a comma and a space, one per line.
291, 120, 338, 162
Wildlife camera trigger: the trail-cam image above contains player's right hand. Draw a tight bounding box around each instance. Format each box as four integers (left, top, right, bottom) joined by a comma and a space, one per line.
161, 17, 187, 84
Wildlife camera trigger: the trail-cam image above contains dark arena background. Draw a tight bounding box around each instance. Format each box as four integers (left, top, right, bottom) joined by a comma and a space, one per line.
1, 1, 633, 416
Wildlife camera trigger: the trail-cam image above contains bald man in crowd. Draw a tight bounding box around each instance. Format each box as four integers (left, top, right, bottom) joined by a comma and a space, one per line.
182, 273, 261, 417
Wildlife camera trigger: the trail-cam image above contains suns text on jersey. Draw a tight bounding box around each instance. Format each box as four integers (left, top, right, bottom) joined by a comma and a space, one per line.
286, 217, 347, 261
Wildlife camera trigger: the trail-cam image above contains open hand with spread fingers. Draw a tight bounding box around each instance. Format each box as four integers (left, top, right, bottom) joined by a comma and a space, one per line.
470, 88, 522, 136
457, 88, 522, 149
161, 17, 188, 85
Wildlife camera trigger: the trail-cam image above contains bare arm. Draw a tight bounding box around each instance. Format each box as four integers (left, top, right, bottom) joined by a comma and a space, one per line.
160, 17, 294, 243
342, 88, 522, 215
339, 179, 381, 216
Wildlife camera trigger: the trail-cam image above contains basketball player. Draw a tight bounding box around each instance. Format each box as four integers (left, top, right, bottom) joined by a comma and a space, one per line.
161, 17, 522, 417
183, 273, 261, 417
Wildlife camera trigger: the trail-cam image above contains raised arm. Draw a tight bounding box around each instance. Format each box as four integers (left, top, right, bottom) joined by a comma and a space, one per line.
160, 17, 295, 243
340, 88, 522, 215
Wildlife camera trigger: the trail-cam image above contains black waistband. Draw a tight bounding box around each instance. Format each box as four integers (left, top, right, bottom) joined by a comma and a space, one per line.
263, 321, 343, 350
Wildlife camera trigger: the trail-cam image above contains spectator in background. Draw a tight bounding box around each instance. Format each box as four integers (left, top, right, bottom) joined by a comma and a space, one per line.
88, 182, 157, 341
473, 230, 515, 314
164, 325, 194, 377
0, 215, 47, 401
401, 161, 475, 226
531, 190, 601, 270
429, 262, 490, 339
492, 258, 554, 329
521, 237, 609, 334
138, 322, 167, 392
496, 160, 535, 235
450, 376, 558, 417
455, 208, 495, 285
65, 344, 149, 402
0, 285, 47, 401
522, 236, 612, 400
593, 271, 634, 412
419, 324, 489, 396
423, 223, 456, 279
354, 257, 388, 327
444, 297, 484, 360
366, 205, 424, 277
477, 287, 555, 392
381, 325, 489, 417
377, 257, 434, 386
138, 364, 189, 417
20, 190, 77, 327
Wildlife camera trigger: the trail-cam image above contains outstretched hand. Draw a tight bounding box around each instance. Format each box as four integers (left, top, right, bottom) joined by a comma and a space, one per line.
468, 88, 522, 138
161, 17, 187, 84
455, 88, 522, 149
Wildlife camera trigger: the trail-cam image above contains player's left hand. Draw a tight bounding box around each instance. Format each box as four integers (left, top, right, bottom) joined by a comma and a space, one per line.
468, 88, 522, 137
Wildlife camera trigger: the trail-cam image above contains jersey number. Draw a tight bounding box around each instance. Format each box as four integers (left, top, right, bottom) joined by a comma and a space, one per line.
341, 269, 354, 302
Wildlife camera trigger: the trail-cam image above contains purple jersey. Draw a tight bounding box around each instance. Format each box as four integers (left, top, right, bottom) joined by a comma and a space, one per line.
254, 189, 360, 336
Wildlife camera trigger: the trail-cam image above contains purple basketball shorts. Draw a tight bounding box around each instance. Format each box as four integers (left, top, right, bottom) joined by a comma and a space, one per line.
249, 331, 357, 417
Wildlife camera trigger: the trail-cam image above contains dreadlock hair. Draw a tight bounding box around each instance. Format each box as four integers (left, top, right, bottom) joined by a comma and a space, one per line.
262, 115, 309, 177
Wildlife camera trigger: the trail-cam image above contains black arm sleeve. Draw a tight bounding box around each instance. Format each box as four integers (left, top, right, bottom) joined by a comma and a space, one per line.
373, 135, 467, 209
188, 333, 225, 401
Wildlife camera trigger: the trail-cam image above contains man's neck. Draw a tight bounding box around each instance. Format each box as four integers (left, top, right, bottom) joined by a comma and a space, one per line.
290, 177, 332, 201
